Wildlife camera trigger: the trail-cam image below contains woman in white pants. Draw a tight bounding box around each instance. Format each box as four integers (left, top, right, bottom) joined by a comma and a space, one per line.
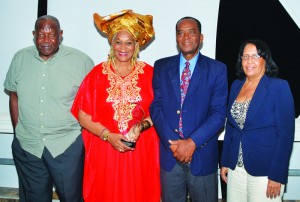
220, 39, 295, 202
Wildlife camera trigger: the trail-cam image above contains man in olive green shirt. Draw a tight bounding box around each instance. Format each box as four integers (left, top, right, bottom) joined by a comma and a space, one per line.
4, 15, 94, 202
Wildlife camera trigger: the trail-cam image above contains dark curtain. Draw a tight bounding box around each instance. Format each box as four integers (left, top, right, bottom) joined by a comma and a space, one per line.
216, 0, 300, 118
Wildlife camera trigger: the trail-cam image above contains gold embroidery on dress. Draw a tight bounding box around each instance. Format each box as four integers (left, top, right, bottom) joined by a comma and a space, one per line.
103, 61, 145, 133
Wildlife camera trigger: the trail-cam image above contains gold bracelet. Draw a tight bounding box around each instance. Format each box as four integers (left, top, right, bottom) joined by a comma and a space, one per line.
100, 128, 107, 136
101, 130, 110, 141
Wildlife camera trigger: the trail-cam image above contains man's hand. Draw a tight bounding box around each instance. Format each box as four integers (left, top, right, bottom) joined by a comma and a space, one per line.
169, 138, 196, 163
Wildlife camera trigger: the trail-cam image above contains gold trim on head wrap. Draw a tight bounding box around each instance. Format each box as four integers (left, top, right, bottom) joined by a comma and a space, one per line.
94, 9, 154, 46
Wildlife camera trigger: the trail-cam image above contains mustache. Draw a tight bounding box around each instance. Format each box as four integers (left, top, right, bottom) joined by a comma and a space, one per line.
39, 44, 53, 47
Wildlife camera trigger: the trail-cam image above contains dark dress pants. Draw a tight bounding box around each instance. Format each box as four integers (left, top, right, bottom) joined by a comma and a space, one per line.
12, 135, 84, 202
161, 161, 218, 202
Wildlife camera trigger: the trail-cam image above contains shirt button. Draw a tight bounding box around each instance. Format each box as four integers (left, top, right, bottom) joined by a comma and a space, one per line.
177, 110, 180, 114
42, 74, 46, 77
175, 129, 179, 132
41, 125, 44, 128
43, 62, 47, 64
41, 87, 45, 90
40, 100, 43, 102
40, 113, 43, 116
43, 138, 46, 141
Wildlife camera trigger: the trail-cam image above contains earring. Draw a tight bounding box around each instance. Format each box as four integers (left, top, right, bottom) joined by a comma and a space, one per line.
109, 45, 114, 60
131, 43, 140, 67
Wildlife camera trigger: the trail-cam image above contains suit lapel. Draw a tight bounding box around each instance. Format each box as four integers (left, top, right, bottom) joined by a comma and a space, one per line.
244, 75, 268, 128
168, 56, 181, 103
184, 54, 204, 100
227, 75, 269, 130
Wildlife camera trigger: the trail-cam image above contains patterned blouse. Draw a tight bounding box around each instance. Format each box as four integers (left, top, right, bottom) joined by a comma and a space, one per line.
231, 99, 251, 166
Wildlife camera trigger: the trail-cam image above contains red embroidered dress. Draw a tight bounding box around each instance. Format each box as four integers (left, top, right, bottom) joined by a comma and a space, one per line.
71, 61, 160, 202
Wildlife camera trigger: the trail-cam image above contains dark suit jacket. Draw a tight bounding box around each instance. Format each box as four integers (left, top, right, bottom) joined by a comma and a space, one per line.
150, 53, 228, 176
221, 75, 295, 184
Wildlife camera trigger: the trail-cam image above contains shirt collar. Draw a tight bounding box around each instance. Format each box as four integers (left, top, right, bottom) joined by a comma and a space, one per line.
179, 52, 200, 75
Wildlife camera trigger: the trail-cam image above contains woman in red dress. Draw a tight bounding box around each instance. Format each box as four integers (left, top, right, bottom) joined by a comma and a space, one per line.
71, 10, 160, 202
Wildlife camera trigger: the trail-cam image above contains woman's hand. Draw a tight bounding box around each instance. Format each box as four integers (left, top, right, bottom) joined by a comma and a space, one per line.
220, 167, 228, 183
266, 179, 281, 199
126, 123, 141, 142
107, 132, 134, 152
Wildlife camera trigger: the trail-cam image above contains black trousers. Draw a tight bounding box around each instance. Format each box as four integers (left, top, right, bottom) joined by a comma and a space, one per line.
12, 135, 84, 202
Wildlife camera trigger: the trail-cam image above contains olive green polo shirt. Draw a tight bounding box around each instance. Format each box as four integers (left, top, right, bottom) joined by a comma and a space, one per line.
4, 45, 94, 158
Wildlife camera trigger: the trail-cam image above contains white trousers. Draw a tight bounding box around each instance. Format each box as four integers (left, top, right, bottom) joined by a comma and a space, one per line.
227, 166, 285, 202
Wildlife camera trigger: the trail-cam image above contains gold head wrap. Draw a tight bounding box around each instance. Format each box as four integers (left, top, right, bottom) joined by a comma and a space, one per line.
94, 9, 154, 46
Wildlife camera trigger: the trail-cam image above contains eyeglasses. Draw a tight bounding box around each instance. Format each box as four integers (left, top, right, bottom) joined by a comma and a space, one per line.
241, 54, 261, 60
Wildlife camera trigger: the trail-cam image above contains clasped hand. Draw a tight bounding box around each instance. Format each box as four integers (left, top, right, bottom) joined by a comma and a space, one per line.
169, 138, 196, 163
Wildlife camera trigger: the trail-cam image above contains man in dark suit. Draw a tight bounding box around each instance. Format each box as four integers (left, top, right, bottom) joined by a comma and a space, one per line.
150, 17, 228, 202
